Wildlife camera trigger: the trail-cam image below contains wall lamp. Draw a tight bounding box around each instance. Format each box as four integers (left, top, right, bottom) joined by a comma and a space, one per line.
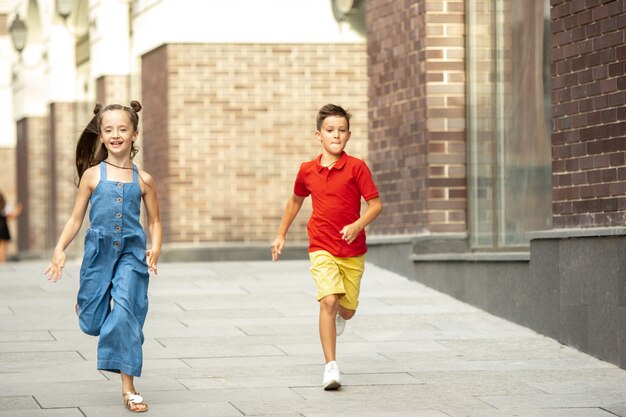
56, 0, 74, 21
9, 14, 27, 54
9, 1, 74, 54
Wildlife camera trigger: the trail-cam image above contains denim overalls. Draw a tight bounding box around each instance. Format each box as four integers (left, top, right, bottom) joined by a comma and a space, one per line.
77, 162, 149, 377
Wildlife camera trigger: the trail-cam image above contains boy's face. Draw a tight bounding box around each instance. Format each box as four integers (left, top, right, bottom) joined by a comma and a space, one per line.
315, 115, 351, 157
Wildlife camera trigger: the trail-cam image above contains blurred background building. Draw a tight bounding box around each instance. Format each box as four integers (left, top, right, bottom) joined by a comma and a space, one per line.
1, 0, 369, 260
2, 0, 626, 368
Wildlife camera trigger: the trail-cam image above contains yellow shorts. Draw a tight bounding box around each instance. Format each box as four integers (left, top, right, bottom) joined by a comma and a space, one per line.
309, 250, 366, 310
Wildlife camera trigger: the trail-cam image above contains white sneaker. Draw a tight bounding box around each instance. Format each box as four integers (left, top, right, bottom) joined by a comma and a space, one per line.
323, 360, 341, 390
335, 314, 346, 336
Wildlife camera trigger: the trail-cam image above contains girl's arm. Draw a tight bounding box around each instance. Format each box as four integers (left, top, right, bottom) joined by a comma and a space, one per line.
44, 169, 96, 282
141, 171, 162, 274
340, 197, 383, 244
271, 193, 305, 261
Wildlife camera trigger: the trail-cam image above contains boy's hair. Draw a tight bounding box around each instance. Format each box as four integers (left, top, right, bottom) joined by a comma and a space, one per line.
316, 104, 351, 131
75, 101, 142, 183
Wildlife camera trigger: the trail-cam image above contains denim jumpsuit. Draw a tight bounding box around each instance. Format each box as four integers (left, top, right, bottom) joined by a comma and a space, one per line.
77, 162, 149, 377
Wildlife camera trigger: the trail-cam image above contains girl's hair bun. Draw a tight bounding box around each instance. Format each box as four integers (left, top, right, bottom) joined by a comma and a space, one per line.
130, 100, 142, 113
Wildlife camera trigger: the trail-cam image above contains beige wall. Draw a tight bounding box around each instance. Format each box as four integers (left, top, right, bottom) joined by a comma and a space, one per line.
141, 43, 369, 246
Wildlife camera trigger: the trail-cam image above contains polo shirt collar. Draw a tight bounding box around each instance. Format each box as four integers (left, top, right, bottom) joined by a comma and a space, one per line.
317, 152, 347, 172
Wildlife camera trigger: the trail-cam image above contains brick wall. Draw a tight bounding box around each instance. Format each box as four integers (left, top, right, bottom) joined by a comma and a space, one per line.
367, 0, 466, 235
96, 75, 130, 106
16, 117, 50, 254
141, 43, 368, 245
552, 0, 626, 228
48, 102, 93, 256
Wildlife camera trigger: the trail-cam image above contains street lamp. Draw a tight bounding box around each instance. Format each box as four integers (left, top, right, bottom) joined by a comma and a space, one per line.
56, 0, 73, 21
9, 14, 27, 54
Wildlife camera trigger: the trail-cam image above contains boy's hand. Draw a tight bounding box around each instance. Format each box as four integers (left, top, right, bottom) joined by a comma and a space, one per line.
340, 223, 362, 245
44, 249, 66, 283
271, 236, 285, 261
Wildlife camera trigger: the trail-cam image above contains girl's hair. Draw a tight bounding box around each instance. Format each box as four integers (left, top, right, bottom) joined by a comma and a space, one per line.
0, 192, 5, 213
75, 100, 142, 182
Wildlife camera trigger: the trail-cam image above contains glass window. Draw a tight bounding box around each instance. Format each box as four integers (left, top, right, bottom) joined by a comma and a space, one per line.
467, 0, 552, 249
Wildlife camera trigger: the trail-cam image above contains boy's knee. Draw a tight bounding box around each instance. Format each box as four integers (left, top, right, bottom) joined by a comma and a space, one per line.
319, 294, 340, 312
341, 308, 356, 320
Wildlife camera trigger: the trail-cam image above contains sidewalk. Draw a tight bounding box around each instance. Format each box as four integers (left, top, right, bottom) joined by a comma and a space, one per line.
1, 259, 626, 417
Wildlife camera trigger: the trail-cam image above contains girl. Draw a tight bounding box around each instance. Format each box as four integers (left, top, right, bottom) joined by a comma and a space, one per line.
0, 191, 22, 263
44, 101, 161, 413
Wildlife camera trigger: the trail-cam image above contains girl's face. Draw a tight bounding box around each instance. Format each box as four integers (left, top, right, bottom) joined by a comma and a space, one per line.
315, 115, 351, 158
99, 109, 138, 158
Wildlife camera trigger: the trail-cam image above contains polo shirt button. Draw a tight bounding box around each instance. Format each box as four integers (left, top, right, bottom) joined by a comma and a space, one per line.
115, 226, 121, 232
113, 241, 120, 247
116, 197, 123, 203
116, 213, 122, 219
117, 183, 123, 188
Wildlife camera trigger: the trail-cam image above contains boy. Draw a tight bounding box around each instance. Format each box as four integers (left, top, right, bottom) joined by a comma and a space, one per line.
271, 104, 382, 390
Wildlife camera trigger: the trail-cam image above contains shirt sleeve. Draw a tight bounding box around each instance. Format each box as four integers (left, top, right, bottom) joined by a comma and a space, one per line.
293, 163, 311, 197
355, 160, 379, 201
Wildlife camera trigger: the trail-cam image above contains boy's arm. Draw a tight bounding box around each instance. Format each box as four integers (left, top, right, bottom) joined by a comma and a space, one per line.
340, 197, 383, 245
271, 193, 305, 261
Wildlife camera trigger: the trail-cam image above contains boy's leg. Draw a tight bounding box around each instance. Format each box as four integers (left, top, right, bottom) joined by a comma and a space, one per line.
319, 294, 340, 362
319, 294, 342, 390
335, 254, 365, 334
309, 250, 346, 361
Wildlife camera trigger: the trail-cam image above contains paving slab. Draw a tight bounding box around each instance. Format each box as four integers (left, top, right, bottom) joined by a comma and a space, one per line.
1, 260, 626, 416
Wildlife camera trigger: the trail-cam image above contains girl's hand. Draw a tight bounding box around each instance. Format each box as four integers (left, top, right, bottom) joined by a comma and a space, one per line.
146, 249, 159, 275
44, 249, 66, 283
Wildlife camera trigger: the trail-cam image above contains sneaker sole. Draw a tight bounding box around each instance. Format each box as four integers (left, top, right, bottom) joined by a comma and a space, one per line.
323, 380, 341, 390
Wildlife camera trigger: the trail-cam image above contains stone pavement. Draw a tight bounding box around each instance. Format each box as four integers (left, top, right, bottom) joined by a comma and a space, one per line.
1, 259, 626, 417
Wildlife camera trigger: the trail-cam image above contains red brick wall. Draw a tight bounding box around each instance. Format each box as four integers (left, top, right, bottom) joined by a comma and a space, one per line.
141, 43, 368, 245
552, 0, 626, 228
367, 0, 466, 235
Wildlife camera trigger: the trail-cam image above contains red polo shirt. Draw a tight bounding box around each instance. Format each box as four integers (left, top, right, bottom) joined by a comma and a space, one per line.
294, 152, 379, 257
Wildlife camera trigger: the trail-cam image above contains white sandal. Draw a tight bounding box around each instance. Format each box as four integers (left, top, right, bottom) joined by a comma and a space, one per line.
122, 392, 149, 413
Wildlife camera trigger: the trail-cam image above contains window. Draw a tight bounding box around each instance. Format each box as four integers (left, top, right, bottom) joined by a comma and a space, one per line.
467, 0, 552, 248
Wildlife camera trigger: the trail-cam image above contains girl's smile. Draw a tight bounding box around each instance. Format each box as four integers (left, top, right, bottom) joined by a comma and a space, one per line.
99, 109, 138, 157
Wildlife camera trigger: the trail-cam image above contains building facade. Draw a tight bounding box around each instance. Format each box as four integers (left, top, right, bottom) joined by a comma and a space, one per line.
3, 0, 626, 368
1, 0, 368, 259
365, 0, 626, 369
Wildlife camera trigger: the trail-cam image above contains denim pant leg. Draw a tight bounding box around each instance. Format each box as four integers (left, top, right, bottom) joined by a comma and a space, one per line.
96, 246, 149, 377
77, 230, 113, 336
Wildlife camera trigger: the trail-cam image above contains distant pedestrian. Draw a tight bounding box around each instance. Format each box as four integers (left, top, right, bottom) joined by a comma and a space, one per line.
44, 101, 161, 413
0, 191, 22, 263
271, 104, 382, 390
